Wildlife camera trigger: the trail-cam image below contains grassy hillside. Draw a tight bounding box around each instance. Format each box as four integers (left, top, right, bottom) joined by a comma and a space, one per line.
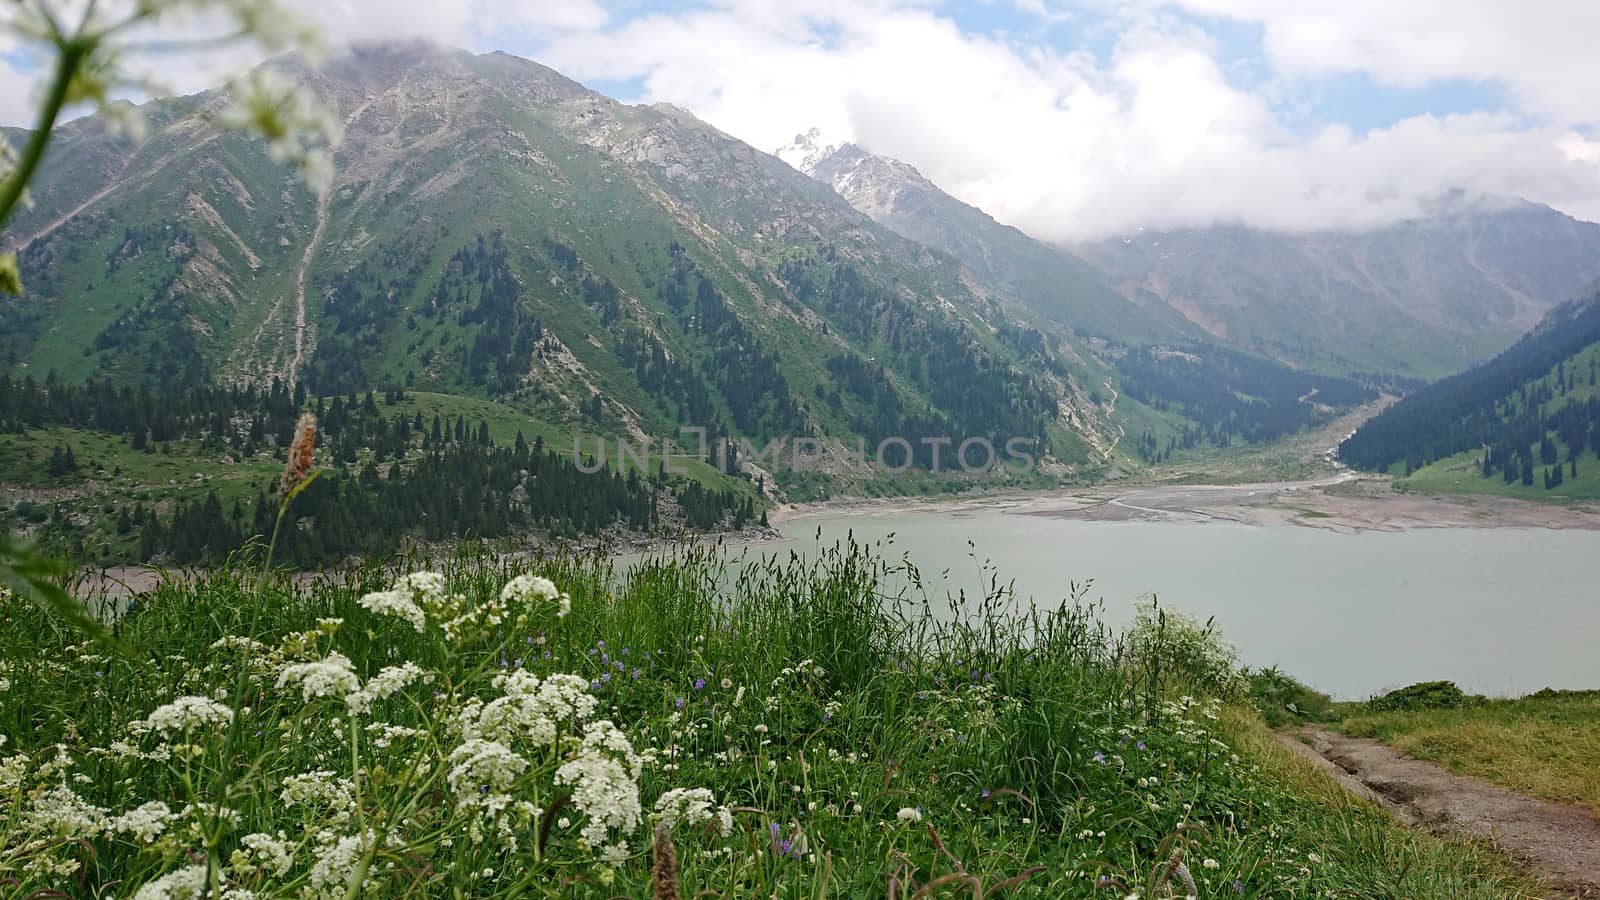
1343, 289, 1600, 500
0, 541, 1539, 897
1340, 688, 1600, 814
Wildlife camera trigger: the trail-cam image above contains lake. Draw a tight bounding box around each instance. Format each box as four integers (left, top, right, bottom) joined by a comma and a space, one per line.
765, 500, 1599, 700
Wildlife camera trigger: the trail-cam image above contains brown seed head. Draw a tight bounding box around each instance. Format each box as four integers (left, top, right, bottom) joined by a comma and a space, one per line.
280, 412, 317, 498
652, 821, 680, 900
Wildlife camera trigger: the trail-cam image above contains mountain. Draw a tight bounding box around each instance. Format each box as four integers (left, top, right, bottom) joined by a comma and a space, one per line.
1340, 285, 1600, 497
775, 130, 1383, 456
1073, 199, 1600, 379
775, 129, 1202, 344
4, 41, 1124, 481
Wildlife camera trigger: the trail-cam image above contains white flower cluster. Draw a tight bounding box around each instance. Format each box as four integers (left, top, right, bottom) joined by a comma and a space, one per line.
112, 800, 175, 843
360, 571, 565, 643
305, 829, 376, 898
357, 585, 427, 632
280, 771, 357, 824
654, 787, 733, 837
27, 785, 109, 838
344, 662, 427, 715
138, 696, 234, 736
457, 671, 596, 748
276, 653, 360, 705
132, 863, 212, 900
445, 739, 541, 849
218, 68, 342, 194
500, 573, 571, 618
555, 720, 644, 856
446, 739, 529, 796
233, 832, 296, 878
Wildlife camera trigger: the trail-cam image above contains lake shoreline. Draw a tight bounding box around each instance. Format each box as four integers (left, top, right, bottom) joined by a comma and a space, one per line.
771, 473, 1600, 535
70, 473, 1600, 597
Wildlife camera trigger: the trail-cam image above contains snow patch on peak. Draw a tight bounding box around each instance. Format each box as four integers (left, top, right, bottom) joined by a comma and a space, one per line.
775, 127, 845, 175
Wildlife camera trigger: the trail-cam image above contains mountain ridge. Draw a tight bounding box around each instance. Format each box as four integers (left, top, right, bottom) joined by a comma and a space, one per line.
1071, 203, 1600, 378
3, 42, 1131, 480
774, 129, 1204, 346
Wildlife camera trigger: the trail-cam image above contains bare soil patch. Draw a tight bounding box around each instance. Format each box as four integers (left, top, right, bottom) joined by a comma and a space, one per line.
1283, 726, 1600, 898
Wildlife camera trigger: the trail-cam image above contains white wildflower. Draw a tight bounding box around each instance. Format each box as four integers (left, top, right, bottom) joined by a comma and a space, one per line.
276, 653, 360, 704
555, 720, 643, 850
1202, 858, 1220, 870
598, 841, 630, 866
306, 830, 375, 898
218, 68, 342, 194
280, 772, 356, 824
27, 785, 109, 837
396, 572, 449, 609
345, 662, 425, 715
133, 863, 212, 900
140, 696, 234, 735
112, 800, 175, 843
654, 787, 733, 836
459, 671, 596, 747
446, 739, 528, 796
895, 807, 922, 825
233, 832, 295, 877
357, 589, 425, 633
500, 573, 571, 617
365, 722, 425, 749
0, 752, 29, 791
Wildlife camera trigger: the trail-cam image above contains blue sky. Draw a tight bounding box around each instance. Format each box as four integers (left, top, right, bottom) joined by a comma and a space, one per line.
4, 0, 1597, 238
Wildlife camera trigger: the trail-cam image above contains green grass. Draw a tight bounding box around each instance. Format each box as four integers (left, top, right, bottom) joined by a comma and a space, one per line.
1339, 690, 1600, 813
1398, 447, 1600, 501
0, 540, 1541, 897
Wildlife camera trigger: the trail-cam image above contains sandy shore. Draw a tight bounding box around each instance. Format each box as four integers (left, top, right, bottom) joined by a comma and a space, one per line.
772, 473, 1600, 534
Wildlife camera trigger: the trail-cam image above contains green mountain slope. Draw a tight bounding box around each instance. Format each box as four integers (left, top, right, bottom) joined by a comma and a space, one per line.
1340, 287, 1600, 498
3, 42, 1105, 477
773, 132, 1380, 463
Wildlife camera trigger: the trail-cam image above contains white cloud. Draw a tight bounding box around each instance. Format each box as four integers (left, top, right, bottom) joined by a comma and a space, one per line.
1165, 0, 1600, 124
535, 1, 1600, 239
5, 0, 1600, 239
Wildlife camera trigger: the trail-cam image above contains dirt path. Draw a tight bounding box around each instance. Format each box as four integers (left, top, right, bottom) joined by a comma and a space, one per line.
1100, 379, 1124, 462
288, 192, 329, 381
1281, 726, 1600, 897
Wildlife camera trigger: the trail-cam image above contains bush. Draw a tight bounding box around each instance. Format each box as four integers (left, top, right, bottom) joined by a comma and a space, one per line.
1249, 666, 1337, 728
1368, 680, 1475, 711
1123, 597, 1248, 700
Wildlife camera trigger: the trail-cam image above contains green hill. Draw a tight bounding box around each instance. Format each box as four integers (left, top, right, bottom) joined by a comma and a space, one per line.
1341, 287, 1600, 498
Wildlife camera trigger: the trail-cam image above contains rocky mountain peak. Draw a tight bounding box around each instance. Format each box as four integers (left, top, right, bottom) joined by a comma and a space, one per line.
774, 127, 843, 174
